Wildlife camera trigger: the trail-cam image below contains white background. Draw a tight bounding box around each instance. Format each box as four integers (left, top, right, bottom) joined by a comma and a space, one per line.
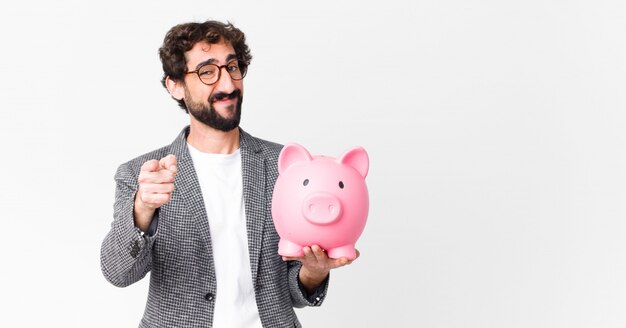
1, 0, 625, 327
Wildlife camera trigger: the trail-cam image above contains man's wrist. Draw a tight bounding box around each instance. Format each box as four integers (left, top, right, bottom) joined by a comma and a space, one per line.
298, 266, 329, 293
133, 193, 155, 232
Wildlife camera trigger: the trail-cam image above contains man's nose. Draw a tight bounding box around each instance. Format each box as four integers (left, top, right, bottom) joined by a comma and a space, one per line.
214, 67, 236, 93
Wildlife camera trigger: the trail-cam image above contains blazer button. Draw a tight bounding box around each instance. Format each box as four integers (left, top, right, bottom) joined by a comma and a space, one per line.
130, 240, 140, 258
205, 293, 215, 301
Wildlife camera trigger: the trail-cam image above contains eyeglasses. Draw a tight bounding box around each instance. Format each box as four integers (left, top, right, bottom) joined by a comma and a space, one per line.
186, 60, 247, 85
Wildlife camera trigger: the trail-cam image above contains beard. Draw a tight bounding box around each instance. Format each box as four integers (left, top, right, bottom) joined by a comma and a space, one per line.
185, 88, 243, 132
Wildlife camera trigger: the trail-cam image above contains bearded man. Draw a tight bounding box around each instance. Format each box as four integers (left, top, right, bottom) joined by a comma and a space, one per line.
100, 20, 357, 327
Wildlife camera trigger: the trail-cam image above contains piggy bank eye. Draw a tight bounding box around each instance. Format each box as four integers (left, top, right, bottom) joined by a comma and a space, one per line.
339, 181, 344, 189
303, 179, 309, 186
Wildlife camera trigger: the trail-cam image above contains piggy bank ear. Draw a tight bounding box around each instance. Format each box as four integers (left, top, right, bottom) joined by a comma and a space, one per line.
278, 143, 312, 174
338, 146, 369, 178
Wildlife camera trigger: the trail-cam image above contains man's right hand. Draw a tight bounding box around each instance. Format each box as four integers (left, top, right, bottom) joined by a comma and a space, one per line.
134, 154, 178, 232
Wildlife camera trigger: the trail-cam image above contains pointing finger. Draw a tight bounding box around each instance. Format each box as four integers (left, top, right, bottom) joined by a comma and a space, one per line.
159, 154, 176, 171
141, 159, 160, 172
159, 154, 177, 172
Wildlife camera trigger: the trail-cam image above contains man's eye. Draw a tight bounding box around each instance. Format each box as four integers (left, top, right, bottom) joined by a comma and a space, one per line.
199, 69, 216, 76
227, 65, 239, 72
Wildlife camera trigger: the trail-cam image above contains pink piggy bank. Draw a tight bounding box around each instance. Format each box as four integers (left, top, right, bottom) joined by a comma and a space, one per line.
272, 143, 369, 260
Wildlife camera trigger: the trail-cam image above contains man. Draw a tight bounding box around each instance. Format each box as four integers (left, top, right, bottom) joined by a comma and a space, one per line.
100, 20, 357, 327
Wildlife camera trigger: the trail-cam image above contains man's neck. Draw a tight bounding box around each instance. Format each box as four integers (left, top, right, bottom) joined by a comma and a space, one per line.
187, 119, 241, 154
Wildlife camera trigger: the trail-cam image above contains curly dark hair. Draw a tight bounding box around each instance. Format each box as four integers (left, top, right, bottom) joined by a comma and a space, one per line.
158, 20, 252, 112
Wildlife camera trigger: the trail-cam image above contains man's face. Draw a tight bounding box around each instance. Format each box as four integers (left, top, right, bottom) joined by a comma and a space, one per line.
181, 40, 244, 132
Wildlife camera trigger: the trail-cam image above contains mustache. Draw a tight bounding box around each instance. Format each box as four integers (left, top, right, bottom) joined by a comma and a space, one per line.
210, 89, 241, 102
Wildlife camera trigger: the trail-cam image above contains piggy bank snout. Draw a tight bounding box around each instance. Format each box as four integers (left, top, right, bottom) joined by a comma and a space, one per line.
301, 192, 342, 225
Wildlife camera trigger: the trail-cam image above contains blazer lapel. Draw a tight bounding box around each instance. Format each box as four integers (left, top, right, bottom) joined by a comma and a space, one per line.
169, 127, 215, 267
240, 129, 266, 287
167, 127, 265, 286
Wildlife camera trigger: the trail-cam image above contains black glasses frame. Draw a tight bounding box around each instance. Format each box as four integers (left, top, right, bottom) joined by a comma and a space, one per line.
186, 60, 247, 86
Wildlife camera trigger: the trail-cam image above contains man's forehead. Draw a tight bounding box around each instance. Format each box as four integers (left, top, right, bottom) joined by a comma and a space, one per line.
185, 40, 236, 66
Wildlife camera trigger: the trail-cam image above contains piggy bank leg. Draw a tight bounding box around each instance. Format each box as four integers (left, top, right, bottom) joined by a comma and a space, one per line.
327, 244, 357, 260
278, 239, 305, 257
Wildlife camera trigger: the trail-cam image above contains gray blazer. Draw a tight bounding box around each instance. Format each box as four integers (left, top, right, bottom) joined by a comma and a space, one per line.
101, 127, 328, 327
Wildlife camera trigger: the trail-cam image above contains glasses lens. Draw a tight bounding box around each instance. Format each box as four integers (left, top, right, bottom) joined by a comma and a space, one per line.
226, 61, 244, 80
198, 64, 219, 84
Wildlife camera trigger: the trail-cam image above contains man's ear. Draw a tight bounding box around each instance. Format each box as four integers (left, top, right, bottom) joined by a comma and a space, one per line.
165, 76, 185, 100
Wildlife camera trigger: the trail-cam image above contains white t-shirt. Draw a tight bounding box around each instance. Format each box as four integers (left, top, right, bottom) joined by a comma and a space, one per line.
187, 144, 262, 328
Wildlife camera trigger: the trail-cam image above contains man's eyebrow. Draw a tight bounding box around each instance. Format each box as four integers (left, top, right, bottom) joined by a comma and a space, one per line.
226, 54, 237, 62
195, 58, 217, 70
194, 54, 238, 70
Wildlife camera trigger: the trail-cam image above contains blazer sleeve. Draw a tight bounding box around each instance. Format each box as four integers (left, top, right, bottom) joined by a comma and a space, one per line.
288, 260, 330, 308
100, 163, 156, 287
